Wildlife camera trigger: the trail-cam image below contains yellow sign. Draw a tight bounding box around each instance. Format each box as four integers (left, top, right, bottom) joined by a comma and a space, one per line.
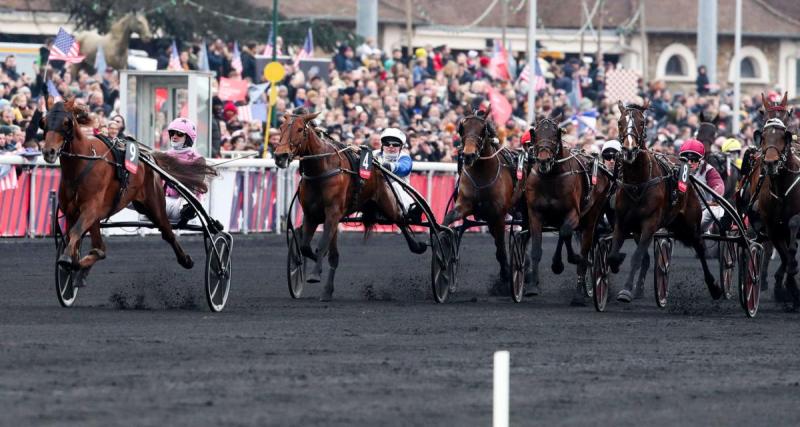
263, 62, 285, 82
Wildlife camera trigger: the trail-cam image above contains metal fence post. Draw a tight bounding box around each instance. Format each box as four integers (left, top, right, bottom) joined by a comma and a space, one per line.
242, 168, 250, 235
27, 168, 36, 238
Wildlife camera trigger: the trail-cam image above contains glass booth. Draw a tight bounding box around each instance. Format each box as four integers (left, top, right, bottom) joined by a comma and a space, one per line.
119, 70, 214, 157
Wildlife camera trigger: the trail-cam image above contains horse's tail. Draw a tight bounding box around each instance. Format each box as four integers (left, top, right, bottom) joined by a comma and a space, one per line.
151, 152, 218, 194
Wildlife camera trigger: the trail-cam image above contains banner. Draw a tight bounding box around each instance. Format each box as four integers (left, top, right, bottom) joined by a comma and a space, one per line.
218, 77, 249, 102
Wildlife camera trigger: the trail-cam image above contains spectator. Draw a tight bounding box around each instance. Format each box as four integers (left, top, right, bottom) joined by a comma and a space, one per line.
696, 65, 710, 95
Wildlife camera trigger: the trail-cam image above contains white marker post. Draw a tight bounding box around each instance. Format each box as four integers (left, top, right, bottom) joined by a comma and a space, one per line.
493, 350, 510, 427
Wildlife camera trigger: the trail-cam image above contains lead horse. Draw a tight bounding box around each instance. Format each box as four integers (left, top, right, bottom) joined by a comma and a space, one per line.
608, 101, 724, 302
274, 111, 427, 301
42, 98, 217, 287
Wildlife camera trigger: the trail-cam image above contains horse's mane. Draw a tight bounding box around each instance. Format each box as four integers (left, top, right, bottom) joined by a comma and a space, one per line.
623, 103, 648, 112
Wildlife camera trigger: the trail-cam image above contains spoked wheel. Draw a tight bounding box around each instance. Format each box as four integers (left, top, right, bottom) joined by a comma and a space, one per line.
653, 237, 673, 308
286, 227, 305, 299
739, 242, 763, 318
584, 238, 595, 299
55, 238, 78, 308
431, 228, 456, 303
509, 229, 529, 303
719, 240, 736, 300
205, 233, 232, 312
592, 237, 611, 312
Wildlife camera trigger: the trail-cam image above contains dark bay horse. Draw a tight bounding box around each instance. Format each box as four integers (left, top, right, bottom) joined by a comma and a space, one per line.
744, 95, 800, 310
443, 107, 524, 292
42, 99, 217, 287
608, 101, 723, 302
523, 115, 613, 304
696, 112, 739, 204
274, 111, 426, 301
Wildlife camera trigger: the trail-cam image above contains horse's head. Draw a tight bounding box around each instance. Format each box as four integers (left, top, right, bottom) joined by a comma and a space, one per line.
41, 98, 90, 164
756, 118, 793, 176
274, 111, 320, 168
696, 111, 719, 152
617, 100, 649, 164
457, 106, 493, 167
530, 114, 562, 174
131, 12, 152, 42
760, 91, 792, 127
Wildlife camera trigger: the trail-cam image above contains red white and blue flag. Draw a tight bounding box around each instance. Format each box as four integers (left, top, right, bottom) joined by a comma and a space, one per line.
0, 165, 17, 191
293, 28, 313, 68
168, 40, 182, 71
518, 58, 547, 92
46, 80, 62, 102
49, 28, 84, 64
231, 41, 243, 75
262, 27, 282, 57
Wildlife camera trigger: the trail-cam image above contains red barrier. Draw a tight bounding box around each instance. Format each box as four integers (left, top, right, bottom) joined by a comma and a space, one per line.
0, 170, 30, 237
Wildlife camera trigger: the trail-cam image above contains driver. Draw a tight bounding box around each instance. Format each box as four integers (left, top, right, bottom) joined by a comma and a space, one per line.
164, 117, 202, 226
679, 139, 725, 232
374, 127, 418, 218
721, 137, 743, 171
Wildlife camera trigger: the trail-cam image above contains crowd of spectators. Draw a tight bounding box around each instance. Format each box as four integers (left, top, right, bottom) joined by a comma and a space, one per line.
1, 35, 798, 164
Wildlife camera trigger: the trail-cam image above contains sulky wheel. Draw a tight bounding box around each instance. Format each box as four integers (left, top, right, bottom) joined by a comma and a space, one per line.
431, 228, 455, 303
592, 237, 611, 312
509, 229, 529, 303
719, 240, 736, 300
55, 238, 78, 308
205, 233, 232, 312
286, 227, 305, 299
739, 242, 763, 318
653, 237, 673, 308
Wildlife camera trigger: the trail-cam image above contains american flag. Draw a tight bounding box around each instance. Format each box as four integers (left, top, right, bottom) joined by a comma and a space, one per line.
0, 165, 17, 192
262, 27, 282, 57
231, 41, 243, 75
49, 28, 85, 64
168, 40, 182, 71
47, 80, 62, 101
517, 58, 546, 92
237, 105, 252, 122
293, 28, 314, 68
488, 40, 510, 81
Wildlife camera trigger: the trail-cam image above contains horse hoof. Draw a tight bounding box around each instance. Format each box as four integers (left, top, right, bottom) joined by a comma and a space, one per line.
89, 248, 106, 260
57, 254, 76, 270
307, 273, 321, 283
73, 270, 88, 288
551, 261, 564, 275
617, 289, 633, 303
708, 282, 724, 300
179, 254, 194, 269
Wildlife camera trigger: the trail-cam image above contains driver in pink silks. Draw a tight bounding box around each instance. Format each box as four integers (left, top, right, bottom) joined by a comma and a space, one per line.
163, 117, 202, 226
679, 139, 725, 232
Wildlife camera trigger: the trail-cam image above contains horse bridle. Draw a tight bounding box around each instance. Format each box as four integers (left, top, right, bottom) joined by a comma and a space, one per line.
528, 117, 562, 170
457, 114, 491, 155
759, 118, 792, 174
44, 109, 76, 156
620, 107, 647, 159
277, 115, 312, 161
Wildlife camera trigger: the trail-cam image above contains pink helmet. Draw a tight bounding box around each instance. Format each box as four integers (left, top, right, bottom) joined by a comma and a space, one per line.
679, 139, 705, 157
167, 117, 197, 146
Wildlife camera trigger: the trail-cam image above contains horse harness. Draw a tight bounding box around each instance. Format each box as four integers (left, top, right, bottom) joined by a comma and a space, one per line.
617, 152, 677, 204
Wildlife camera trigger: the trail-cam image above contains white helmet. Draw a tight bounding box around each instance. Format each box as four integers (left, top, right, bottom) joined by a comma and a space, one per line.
601, 140, 621, 154
380, 127, 407, 146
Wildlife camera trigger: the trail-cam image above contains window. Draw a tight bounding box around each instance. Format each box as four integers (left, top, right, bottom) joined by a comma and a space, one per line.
665, 55, 686, 76
740, 57, 757, 79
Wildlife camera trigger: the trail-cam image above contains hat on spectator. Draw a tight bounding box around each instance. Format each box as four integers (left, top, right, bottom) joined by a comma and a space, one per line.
223, 101, 237, 116
479, 57, 490, 67
415, 48, 427, 59
0, 125, 13, 135
467, 50, 479, 59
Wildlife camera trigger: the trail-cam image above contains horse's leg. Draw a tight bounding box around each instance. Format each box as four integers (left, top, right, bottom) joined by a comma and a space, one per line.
617, 220, 657, 303
299, 218, 320, 264
526, 213, 544, 296
73, 223, 107, 288
487, 216, 510, 296
634, 249, 651, 299
689, 233, 723, 300
315, 207, 343, 301
140, 190, 193, 269
551, 234, 565, 275
607, 216, 627, 274
59, 204, 103, 270
443, 201, 469, 226
572, 219, 598, 307
562, 210, 583, 266
323, 231, 340, 303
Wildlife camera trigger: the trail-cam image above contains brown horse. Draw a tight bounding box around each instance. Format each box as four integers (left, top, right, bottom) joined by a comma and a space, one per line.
608, 101, 723, 302
443, 107, 524, 292
274, 111, 426, 301
42, 99, 217, 287
523, 114, 613, 304
746, 98, 800, 310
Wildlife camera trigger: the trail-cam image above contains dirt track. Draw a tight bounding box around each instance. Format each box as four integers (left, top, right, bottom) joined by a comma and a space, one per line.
1, 233, 800, 426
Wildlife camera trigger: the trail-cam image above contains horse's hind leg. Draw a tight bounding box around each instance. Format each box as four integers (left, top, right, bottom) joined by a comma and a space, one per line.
634, 250, 651, 299
690, 235, 723, 300
526, 214, 544, 296
617, 223, 656, 303
783, 215, 800, 310
488, 216, 510, 296
561, 211, 582, 266
140, 194, 193, 269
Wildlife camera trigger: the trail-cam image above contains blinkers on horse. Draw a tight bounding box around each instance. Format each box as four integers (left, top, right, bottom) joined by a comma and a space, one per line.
528, 117, 562, 174
619, 105, 648, 164
458, 112, 495, 166
757, 118, 794, 177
